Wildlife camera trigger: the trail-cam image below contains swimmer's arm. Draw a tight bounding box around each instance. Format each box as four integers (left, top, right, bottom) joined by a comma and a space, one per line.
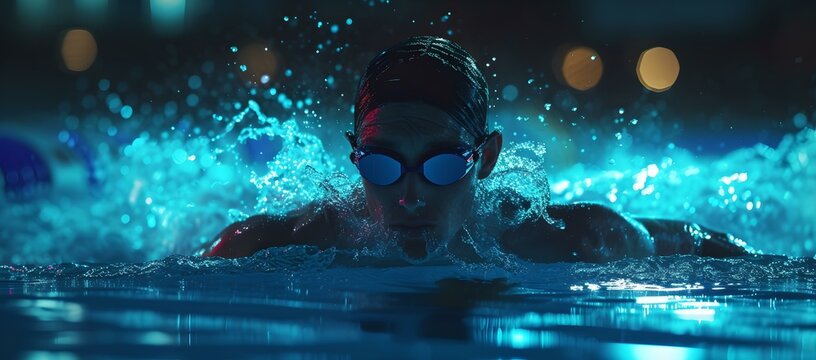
199, 214, 295, 258
633, 218, 755, 257
199, 205, 337, 259
500, 203, 655, 263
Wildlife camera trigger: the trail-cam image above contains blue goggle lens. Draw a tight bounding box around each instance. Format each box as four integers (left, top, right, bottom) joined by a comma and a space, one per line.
357, 153, 402, 186
423, 154, 468, 185
356, 152, 471, 186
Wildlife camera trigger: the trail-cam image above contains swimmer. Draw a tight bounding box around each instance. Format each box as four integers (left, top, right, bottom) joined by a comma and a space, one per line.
201, 36, 754, 263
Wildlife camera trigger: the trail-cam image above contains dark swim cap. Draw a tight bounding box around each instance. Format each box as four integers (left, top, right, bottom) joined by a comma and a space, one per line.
352, 36, 489, 143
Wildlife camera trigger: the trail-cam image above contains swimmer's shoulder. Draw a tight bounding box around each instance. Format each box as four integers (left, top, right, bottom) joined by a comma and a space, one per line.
499, 202, 654, 262
200, 202, 340, 258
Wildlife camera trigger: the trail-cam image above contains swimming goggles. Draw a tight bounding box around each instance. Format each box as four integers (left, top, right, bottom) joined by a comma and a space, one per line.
346, 131, 495, 186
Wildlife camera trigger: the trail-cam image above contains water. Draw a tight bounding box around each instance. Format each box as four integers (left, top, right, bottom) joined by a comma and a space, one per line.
3, 10, 816, 261
2, 253, 815, 359
2, 10, 816, 358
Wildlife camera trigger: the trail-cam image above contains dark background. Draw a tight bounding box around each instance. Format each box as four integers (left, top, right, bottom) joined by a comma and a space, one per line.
1, 0, 815, 148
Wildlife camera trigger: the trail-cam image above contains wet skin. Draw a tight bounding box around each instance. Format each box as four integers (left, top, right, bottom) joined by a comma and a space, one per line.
201, 102, 753, 262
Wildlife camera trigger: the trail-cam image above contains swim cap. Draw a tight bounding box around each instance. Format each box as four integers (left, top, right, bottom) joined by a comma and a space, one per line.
352, 36, 489, 143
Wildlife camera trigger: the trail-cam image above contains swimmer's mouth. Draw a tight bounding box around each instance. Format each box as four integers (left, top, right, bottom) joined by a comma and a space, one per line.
389, 224, 435, 260
398, 237, 428, 260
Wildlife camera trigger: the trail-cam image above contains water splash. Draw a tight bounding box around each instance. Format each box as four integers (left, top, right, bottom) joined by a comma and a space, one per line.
0, 245, 336, 280
1, 27, 814, 265
548, 128, 816, 257
3, 92, 815, 264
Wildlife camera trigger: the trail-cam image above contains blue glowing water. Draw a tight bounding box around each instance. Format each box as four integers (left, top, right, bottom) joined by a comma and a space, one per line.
3, 103, 814, 263
1, 23, 814, 262
1, 253, 815, 358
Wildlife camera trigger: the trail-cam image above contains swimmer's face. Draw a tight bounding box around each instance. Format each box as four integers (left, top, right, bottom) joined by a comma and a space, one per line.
352, 102, 502, 262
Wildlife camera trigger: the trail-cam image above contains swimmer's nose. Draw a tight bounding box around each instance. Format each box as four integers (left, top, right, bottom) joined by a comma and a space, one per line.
398, 174, 426, 213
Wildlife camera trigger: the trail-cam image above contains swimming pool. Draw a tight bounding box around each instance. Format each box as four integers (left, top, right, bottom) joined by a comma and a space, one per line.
2, 4, 816, 358
2, 252, 814, 359
2, 119, 814, 358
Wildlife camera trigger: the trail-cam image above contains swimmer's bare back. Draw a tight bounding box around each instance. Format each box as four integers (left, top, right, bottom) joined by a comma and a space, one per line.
201, 202, 754, 261
499, 203, 754, 262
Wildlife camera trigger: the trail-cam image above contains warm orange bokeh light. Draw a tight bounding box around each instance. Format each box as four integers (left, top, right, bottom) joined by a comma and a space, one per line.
637, 47, 680, 92
237, 43, 279, 86
61, 29, 98, 72
561, 46, 603, 91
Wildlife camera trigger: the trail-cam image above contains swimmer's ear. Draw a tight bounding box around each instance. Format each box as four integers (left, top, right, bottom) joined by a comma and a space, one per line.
345, 131, 358, 165
477, 131, 502, 179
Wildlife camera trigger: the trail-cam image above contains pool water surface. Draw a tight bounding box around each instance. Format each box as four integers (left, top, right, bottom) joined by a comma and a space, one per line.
2, 252, 814, 359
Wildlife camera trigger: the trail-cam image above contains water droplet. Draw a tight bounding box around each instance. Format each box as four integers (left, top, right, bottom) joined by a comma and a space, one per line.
502, 85, 518, 102
793, 112, 808, 128
187, 75, 202, 90
98, 78, 110, 91
172, 149, 188, 164
120, 105, 133, 119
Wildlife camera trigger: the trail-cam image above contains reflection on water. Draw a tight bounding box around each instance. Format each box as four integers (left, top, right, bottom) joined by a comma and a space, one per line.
1, 258, 814, 359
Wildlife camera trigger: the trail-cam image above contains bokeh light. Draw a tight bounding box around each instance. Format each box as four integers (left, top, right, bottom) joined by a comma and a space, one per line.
502, 84, 519, 102
61, 29, 98, 72
236, 43, 280, 86
637, 47, 680, 92
150, 0, 187, 35
560, 46, 603, 91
